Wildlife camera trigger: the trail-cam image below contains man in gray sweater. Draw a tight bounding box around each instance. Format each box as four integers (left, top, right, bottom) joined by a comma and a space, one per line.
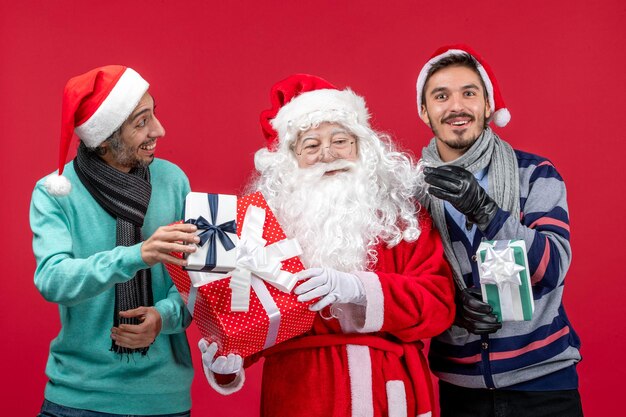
416, 44, 583, 417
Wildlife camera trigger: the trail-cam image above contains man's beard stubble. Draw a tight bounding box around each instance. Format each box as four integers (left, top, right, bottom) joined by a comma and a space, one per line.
108, 133, 154, 170
429, 113, 487, 151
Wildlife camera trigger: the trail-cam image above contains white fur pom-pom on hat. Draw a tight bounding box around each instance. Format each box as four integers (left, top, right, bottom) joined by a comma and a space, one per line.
416, 44, 511, 127
493, 107, 511, 128
44, 173, 72, 196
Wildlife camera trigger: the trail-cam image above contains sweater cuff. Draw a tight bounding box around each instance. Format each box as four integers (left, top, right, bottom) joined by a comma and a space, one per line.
126, 242, 150, 274
154, 299, 177, 334
481, 207, 510, 239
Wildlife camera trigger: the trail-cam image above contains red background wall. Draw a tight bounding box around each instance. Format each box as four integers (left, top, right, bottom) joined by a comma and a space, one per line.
1, 1, 623, 415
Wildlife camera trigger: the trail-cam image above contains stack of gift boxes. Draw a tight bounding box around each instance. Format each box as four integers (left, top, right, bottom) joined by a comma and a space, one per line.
165, 191, 316, 357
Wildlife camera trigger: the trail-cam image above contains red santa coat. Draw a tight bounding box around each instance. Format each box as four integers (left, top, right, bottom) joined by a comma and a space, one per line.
258, 213, 455, 417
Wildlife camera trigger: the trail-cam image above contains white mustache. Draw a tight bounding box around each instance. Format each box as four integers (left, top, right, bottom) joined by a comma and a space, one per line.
298, 160, 358, 181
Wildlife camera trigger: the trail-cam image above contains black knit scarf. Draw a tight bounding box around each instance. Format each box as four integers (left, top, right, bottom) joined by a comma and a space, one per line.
74, 142, 153, 355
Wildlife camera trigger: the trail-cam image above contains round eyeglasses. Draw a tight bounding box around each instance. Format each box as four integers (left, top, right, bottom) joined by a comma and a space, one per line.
295, 138, 356, 165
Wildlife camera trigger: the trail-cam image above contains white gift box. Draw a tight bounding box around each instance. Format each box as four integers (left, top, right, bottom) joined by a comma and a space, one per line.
184, 192, 239, 273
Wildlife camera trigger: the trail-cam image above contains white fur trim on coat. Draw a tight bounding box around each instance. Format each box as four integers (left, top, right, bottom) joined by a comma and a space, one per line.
347, 344, 374, 417
386, 380, 408, 417
271, 88, 370, 145
75, 68, 149, 147
336, 271, 384, 333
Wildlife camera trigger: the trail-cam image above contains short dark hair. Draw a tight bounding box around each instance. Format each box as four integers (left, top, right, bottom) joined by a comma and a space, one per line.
421, 53, 487, 106
83, 127, 122, 156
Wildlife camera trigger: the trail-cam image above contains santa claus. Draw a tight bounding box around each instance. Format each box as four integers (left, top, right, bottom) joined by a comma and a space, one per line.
199, 74, 455, 417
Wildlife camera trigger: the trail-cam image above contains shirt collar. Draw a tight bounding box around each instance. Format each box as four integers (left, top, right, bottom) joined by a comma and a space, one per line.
475, 166, 488, 181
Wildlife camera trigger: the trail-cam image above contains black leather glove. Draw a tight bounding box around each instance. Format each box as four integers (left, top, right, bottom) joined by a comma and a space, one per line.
454, 287, 502, 335
424, 165, 499, 231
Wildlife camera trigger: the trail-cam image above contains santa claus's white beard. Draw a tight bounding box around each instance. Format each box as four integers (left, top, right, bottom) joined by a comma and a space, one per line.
267, 160, 383, 272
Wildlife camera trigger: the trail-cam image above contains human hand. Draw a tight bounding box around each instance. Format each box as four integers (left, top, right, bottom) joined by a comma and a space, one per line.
294, 267, 366, 311
424, 165, 499, 230
141, 223, 200, 267
454, 287, 502, 335
111, 306, 162, 349
198, 339, 242, 375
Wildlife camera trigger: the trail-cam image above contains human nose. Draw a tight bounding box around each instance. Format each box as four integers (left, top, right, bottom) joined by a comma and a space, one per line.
150, 116, 166, 138
449, 93, 464, 111
319, 145, 336, 162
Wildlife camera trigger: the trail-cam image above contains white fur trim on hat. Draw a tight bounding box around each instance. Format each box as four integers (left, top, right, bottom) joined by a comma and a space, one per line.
74, 68, 149, 147
416, 49, 494, 114
270, 88, 370, 144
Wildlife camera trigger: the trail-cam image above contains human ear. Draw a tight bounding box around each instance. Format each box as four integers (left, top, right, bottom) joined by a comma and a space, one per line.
419, 105, 431, 126
96, 141, 109, 156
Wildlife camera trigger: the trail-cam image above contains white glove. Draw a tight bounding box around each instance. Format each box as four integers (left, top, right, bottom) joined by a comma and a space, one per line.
294, 267, 366, 311
198, 339, 242, 375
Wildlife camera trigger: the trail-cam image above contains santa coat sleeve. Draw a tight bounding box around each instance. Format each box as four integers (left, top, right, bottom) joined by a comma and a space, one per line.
337, 212, 456, 340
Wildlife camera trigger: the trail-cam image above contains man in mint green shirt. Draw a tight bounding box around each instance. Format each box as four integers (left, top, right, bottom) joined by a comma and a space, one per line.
30, 65, 199, 416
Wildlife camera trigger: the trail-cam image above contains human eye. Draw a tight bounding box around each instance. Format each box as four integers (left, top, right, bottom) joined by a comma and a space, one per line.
331, 138, 350, 148
136, 117, 148, 128
300, 140, 321, 155
464, 90, 477, 97
303, 143, 320, 151
434, 93, 447, 100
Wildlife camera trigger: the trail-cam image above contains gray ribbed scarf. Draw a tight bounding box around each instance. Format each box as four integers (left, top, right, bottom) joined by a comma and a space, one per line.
74, 142, 153, 355
421, 127, 520, 289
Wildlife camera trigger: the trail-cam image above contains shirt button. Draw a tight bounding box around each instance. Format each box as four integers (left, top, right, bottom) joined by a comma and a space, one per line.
481, 342, 489, 350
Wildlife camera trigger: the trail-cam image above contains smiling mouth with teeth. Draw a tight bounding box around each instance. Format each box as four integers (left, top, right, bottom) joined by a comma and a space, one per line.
443, 113, 474, 128
139, 140, 157, 151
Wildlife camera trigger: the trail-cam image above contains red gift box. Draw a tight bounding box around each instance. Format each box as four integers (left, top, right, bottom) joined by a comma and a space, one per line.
166, 192, 316, 357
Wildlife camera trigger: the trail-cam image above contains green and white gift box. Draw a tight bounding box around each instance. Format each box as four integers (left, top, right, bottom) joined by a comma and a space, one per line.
476, 240, 534, 322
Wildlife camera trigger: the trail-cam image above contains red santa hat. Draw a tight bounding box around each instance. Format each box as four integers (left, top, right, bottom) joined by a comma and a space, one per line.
260, 74, 370, 149
44, 65, 149, 196
416, 44, 511, 127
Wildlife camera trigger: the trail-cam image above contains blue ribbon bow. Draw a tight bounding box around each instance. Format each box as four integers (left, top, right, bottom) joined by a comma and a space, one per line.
186, 194, 237, 271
